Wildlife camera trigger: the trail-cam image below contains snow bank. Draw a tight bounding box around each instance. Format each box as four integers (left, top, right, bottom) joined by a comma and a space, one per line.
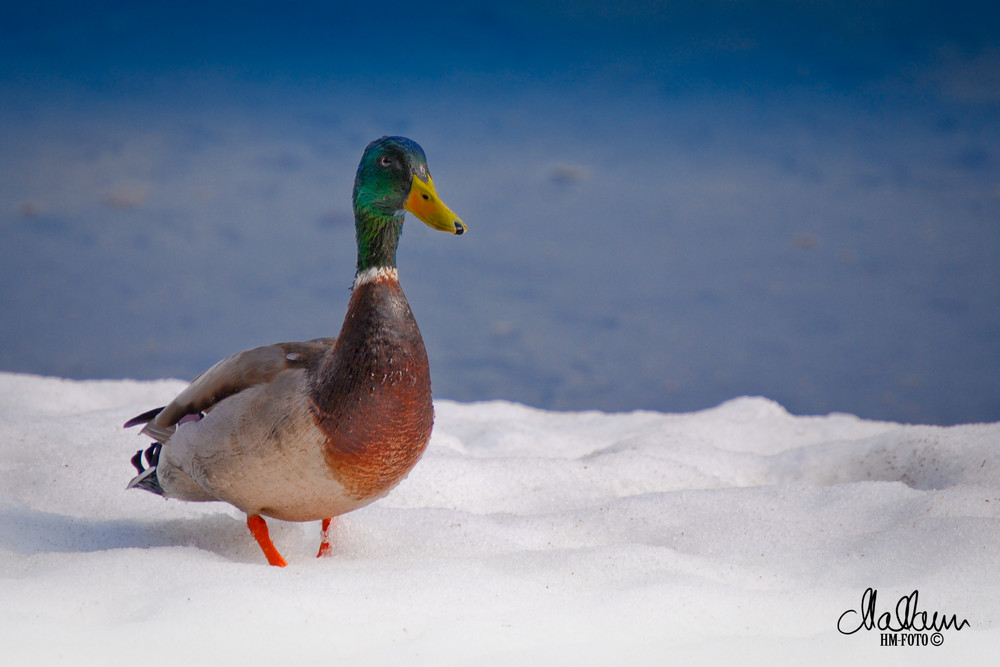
0, 372, 997, 665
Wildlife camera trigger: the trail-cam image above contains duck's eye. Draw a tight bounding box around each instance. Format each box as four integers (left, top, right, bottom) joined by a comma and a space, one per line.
377, 155, 393, 168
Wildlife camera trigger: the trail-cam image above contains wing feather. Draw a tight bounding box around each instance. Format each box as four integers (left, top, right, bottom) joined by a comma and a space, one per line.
124, 338, 334, 442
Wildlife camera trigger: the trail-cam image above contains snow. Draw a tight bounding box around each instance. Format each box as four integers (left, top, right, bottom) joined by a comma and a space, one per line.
1, 372, 998, 665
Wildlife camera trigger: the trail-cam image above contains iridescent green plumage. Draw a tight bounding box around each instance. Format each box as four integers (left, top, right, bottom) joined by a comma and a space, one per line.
352, 136, 465, 273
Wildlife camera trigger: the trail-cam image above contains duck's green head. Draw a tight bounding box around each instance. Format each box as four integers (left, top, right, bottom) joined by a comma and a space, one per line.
353, 136, 466, 272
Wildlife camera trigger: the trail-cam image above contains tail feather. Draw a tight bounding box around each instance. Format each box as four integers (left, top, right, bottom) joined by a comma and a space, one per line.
127, 467, 165, 495
127, 442, 165, 496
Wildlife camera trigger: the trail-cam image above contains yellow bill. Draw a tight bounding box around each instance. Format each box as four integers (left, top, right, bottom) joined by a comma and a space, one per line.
404, 174, 467, 235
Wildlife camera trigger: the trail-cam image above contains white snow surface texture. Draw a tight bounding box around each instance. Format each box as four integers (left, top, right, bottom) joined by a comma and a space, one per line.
0, 372, 997, 665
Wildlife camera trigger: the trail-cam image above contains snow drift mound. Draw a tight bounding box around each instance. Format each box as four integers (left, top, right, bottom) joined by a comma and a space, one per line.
0, 373, 997, 665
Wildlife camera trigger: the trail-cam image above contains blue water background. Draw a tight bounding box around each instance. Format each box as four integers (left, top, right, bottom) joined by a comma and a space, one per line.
1, 2, 998, 424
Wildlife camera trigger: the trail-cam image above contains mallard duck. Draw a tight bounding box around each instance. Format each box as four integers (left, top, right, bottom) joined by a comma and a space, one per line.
125, 136, 466, 566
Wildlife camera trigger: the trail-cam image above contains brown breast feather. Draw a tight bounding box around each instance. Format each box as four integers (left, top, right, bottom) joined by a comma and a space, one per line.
308, 279, 434, 500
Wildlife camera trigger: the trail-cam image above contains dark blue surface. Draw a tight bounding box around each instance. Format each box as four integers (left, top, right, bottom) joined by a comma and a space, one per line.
1, 2, 998, 424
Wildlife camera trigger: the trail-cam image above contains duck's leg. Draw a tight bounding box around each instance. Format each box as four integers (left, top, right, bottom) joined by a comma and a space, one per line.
317, 517, 334, 558
246, 514, 288, 567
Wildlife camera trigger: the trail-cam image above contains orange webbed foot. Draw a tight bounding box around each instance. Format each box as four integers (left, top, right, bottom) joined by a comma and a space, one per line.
317, 517, 334, 558
246, 514, 288, 567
